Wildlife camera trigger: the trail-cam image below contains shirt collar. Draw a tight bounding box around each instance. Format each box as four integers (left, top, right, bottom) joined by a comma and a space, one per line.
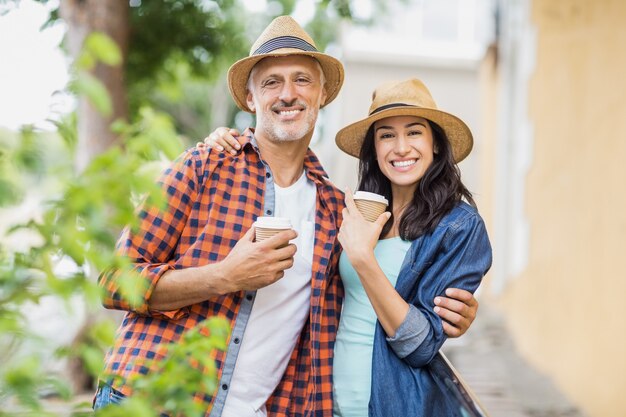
240, 128, 331, 183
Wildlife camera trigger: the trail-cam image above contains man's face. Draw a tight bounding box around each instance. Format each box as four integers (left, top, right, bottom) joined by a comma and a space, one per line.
246, 55, 327, 143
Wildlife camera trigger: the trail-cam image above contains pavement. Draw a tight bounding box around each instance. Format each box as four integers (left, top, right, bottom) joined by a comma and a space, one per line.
442, 304, 589, 417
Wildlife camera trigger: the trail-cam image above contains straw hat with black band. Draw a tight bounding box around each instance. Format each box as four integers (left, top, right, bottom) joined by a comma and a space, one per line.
228, 15, 345, 113
335, 78, 474, 163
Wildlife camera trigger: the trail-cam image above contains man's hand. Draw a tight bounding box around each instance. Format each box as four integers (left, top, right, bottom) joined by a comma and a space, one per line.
149, 226, 297, 312
216, 226, 297, 293
197, 127, 242, 155
434, 288, 479, 338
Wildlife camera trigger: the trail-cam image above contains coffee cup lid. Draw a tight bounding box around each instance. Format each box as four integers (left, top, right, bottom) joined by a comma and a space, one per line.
254, 216, 292, 229
353, 191, 389, 206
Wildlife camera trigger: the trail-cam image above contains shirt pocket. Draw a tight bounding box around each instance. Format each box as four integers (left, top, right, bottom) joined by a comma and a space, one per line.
296, 220, 314, 267
397, 260, 433, 299
410, 260, 433, 277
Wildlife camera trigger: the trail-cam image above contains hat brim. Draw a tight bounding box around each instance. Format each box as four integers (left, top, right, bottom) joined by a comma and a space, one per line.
335, 106, 474, 163
227, 49, 344, 113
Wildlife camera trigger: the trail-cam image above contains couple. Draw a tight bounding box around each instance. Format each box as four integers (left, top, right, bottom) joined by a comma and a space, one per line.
95, 15, 492, 417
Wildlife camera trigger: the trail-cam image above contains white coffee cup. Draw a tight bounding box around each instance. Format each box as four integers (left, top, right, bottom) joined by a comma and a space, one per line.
353, 191, 389, 222
254, 216, 293, 243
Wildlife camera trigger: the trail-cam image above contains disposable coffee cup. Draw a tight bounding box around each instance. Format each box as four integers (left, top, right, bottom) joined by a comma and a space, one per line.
353, 191, 389, 222
254, 216, 292, 243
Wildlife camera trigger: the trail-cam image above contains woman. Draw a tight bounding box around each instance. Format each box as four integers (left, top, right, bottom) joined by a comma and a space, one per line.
332, 78, 491, 416
203, 78, 491, 416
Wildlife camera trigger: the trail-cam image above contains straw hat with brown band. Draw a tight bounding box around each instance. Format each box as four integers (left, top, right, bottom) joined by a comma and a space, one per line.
228, 15, 345, 113
335, 78, 474, 163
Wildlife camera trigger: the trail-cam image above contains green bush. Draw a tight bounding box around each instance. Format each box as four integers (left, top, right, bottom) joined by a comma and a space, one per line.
0, 33, 228, 417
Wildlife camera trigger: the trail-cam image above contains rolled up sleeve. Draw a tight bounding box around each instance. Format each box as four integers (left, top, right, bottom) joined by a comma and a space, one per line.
98, 150, 200, 319
386, 304, 431, 358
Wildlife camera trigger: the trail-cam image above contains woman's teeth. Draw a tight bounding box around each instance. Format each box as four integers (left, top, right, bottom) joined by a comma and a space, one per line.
392, 159, 416, 167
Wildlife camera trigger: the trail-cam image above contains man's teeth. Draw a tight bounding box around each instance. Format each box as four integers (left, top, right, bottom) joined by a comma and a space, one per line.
279, 110, 300, 115
392, 159, 416, 167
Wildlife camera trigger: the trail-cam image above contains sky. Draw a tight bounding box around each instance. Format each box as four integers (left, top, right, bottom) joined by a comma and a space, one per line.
0, 0, 71, 131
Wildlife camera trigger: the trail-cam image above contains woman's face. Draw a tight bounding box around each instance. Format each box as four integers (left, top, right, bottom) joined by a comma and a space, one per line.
373, 115, 435, 193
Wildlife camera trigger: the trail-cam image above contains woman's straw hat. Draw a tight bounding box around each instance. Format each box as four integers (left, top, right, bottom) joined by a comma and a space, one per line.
335, 78, 473, 163
228, 16, 345, 113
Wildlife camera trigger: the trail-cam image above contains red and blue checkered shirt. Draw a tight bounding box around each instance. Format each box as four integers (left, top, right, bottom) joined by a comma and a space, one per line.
99, 129, 345, 416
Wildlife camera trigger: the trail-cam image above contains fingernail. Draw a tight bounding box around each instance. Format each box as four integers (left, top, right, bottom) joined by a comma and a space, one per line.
216, 145, 224, 151
235, 144, 241, 149
434, 306, 440, 313
230, 150, 238, 155
434, 297, 441, 305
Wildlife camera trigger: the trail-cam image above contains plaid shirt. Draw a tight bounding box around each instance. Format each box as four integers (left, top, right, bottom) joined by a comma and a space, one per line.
99, 129, 345, 416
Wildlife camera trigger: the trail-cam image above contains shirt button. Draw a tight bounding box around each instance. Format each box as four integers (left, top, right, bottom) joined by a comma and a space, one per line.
266, 172, 271, 178
234, 338, 240, 344
246, 294, 253, 301
222, 384, 228, 390
266, 209, 272, 215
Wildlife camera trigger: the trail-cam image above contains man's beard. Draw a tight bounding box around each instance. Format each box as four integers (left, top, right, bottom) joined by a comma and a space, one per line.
261, 101, 319, 143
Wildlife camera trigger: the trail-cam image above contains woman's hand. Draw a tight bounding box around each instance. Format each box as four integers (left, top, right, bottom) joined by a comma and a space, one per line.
337, 189, 391, 268
196, 127, 242, 155
338, 189, 406, 337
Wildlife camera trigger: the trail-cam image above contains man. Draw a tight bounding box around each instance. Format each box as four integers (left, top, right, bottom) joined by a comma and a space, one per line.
95, 16, 479, 417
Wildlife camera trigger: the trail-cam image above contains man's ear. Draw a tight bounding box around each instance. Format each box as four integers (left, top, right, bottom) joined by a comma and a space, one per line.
246, 91, 256, 112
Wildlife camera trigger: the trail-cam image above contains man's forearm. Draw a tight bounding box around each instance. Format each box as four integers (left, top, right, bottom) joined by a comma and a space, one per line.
148, 263, 229, 312
147, 228, 298, 312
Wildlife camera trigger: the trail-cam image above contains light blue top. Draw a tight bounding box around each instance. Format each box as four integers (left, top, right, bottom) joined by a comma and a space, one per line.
333, 237, 412, 417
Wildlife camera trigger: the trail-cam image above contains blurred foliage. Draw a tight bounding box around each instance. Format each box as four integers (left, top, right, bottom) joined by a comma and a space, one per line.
125, 0, 249, 121
16, 0, 391, 142
0, 33, 228, 416
70, 32, 124, 117
96, 317, 230, 417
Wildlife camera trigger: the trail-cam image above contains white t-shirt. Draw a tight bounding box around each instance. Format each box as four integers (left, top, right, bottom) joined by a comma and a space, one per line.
221, 171, 316, 417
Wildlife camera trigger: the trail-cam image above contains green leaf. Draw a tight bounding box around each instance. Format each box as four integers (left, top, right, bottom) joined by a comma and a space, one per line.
4, 355, 43, 409
88, 319, 117, 348
45, 376, 72, 400
72, 72, 113, 116
0, 177, 21, 206
80, 344, 105, 377
85, 32, 122, 66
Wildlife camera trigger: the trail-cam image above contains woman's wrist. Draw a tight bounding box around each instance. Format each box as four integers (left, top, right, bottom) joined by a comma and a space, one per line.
349, 248, 376, 271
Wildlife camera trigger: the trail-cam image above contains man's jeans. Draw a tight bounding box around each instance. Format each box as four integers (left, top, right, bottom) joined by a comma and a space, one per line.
93, 382, 171, 416
93, 382, 125, 410
93, 383, 126, 410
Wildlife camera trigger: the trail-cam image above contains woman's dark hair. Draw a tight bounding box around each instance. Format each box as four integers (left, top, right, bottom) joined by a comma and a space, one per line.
357, 120, 475, 241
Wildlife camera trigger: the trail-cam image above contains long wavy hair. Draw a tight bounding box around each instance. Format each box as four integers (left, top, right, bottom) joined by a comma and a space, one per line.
357, 120, 475, 241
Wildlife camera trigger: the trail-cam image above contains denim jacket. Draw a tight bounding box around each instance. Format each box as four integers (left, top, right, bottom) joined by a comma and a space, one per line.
368, 201, 492, 417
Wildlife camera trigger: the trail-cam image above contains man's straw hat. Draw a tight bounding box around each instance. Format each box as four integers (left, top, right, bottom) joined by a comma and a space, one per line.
227, 15, 344, 113
335, 78, 473, 163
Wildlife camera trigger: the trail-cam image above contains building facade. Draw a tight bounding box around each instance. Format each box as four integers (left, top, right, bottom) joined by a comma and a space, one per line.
482, 1, 626, 416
